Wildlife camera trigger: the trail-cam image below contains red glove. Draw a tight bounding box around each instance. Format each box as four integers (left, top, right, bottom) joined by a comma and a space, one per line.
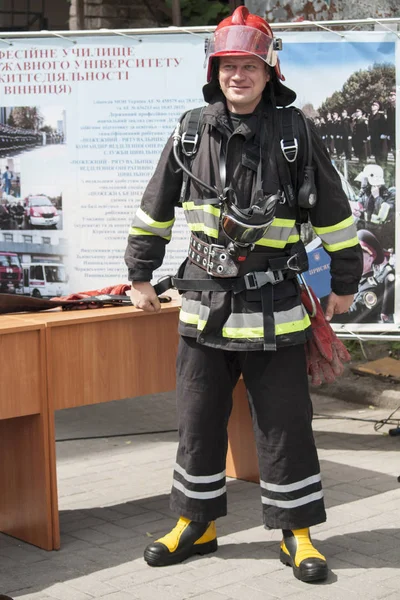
52, 283, 131, 302
301, 285, 351, 387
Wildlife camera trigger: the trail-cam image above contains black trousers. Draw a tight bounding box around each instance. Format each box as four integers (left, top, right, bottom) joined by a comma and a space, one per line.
170, 336, 326, 530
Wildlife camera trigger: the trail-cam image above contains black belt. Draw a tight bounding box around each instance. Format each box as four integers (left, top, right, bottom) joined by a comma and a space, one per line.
153, 238, 308, 351
154, 270, 285, 351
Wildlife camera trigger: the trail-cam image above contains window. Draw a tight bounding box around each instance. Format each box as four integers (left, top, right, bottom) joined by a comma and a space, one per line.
42, 237, 51, 244
23, 235, 33, 243
3, 233, 13, 242
30, 265, 44, 280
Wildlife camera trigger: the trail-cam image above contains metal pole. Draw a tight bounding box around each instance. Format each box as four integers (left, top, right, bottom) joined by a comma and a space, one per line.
76, 0, 85, 31
171, 0, 181, 27
0, 16, 399, 37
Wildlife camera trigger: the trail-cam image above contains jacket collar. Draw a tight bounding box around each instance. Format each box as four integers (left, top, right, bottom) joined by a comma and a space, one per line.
202, 95, 269, 141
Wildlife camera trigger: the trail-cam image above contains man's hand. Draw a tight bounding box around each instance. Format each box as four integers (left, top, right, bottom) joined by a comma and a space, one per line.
130, 281, 161, 313
324, 292, 354, 322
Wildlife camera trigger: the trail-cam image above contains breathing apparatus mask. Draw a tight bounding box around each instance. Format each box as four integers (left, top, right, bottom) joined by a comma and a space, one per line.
220, 188, 280, 260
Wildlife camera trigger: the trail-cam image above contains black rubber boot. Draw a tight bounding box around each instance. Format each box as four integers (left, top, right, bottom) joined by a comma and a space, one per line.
280, 528, 328, 582
144, 516, 218, 566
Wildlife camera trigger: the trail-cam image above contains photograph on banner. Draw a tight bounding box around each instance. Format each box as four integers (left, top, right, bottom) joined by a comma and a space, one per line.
0, 232, 68, 297
0, 105, 65, 232
284, 38, 397, 326
0, 156, 22, 230
21, 256, 69, 299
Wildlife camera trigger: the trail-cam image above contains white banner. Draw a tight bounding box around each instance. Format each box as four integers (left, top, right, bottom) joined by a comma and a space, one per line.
0, 30, 398, 330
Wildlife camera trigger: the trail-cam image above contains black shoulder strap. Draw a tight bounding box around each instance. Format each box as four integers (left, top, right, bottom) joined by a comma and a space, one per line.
280, 106, 299, 165
180, 106, 205, 157
276, 107, 310, 224
276, 107, 297, 207
178, 107, 206, 204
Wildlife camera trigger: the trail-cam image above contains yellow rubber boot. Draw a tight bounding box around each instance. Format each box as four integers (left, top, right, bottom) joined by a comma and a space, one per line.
144, 516, 217, 566
280, 528, 328, 582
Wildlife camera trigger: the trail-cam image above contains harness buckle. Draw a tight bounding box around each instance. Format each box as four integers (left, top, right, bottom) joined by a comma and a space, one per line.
280, 138, 298, 163
206, 243, 226, 275
244, 270, 284, 290
181, 132, 199, 157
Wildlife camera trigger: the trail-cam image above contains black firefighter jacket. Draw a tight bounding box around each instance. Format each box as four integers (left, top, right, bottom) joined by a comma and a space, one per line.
125, 96, 362, 351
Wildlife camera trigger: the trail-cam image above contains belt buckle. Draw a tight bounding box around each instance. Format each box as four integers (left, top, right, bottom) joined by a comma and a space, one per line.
272, 270, 284, 284
287, 254, 302, 272
206, 243, 225, 275
244, 270, 284, 290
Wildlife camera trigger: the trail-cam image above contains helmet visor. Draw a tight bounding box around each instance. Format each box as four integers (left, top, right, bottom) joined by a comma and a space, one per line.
205, 25, 277, 68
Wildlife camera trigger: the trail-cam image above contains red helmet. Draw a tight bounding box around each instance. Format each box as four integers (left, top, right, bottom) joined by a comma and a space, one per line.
205, 6, 284, 82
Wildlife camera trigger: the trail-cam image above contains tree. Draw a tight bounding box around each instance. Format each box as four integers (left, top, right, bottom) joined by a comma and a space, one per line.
166, 0, 230, 26
7, 107, 44, 131
319, 63, 395, 116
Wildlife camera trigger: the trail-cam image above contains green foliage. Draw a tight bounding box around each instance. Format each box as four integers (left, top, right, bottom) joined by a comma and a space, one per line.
343, 339, 400, 361
7, 106, 43, 130
166, 0, 230, 26
319, 63, 395, 115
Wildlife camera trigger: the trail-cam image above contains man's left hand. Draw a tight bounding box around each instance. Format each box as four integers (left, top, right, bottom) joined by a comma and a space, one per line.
324, 292, 354, 321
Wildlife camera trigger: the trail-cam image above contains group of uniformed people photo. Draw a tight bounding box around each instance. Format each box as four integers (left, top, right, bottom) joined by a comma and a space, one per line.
313, 92, 396, 166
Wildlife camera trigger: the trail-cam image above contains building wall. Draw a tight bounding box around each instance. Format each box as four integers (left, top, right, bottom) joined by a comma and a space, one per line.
246, 0, 400, 22
69, 0, 164, 30
0, 0, 70, 31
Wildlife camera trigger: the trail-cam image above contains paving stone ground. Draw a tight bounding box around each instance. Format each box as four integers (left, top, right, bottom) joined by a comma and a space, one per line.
1, 390, 399, 600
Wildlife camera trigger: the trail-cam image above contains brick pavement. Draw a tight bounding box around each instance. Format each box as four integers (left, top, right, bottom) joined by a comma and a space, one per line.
0, 390, 399, 600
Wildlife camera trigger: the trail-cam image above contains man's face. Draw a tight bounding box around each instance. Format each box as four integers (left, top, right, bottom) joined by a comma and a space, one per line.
389, 91, 396, 105
332, 112, 338, 120
371, 102, 379, 114
355, 109, 362, 119
342, 110, 347, 118
218, 55, 270, 114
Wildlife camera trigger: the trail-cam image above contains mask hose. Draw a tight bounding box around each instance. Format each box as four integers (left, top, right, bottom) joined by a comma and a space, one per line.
172, 123, 222, 199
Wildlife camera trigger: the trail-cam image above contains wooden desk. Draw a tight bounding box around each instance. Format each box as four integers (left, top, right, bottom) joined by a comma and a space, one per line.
0, 316, 53, 549
0, 302, 180, 550
0, 301, 256, 550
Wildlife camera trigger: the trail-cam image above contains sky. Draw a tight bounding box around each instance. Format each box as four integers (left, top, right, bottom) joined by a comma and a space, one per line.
39, 106, 65, 128
279, 41, 395, 109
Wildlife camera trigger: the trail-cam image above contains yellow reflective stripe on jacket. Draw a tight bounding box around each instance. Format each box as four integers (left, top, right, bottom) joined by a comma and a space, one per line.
182, 201, 220, 217
255, 219, 299, 248
183, 201, 220, 239
221, 306, 310, 338
255, 232, 300, 248
179, 300, 310, 338
129, 207, 174, 240
129, 226, 172, 240
312, 216, 359, 252
187, 222, 219, 239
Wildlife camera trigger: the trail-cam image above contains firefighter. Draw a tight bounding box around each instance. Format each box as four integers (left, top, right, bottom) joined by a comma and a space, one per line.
386, 88, 396, 155
125, 7, 362, 583
352, 108, 368, 165
368, 100, 388, 165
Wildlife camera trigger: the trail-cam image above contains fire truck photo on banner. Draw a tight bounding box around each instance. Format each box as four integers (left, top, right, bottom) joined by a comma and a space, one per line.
288, 38, 398, 328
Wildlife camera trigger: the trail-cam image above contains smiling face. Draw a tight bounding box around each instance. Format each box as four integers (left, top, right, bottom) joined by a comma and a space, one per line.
218, 55, 270, 114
